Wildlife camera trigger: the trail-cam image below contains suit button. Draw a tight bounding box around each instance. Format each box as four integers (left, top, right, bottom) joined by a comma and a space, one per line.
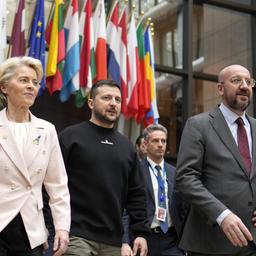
248, 201, 253, 206
37, 169, 42, 174
27, 186, 32, 190
10, 184, 16, 190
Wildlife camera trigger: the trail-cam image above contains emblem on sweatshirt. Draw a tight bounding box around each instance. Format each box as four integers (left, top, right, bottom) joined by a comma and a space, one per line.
100, 139, 113, 145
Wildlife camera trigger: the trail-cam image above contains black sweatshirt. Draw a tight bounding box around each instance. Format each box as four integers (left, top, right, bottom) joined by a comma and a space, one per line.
59, 121, 149, 246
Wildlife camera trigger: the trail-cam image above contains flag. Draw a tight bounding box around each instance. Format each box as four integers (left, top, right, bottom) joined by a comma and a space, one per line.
106, 1, 121, 85
118, 5, 129, 115
126, 13, 139, 118
46, 0, 65, 95
0, 0, 7, 62
144, 27, 159, 127
28, 0, 45, 94
76, 0, 96, 108
93, 0, 107, 81
59, 0, 80, 102
10, 0, 25, 57
136, 20, 151, 123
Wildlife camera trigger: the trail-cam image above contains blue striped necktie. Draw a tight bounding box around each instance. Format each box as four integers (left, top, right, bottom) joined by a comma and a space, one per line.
155, 165, 168, 233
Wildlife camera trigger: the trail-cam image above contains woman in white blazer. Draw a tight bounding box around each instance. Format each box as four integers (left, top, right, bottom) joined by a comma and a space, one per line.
0, 57, 70, 256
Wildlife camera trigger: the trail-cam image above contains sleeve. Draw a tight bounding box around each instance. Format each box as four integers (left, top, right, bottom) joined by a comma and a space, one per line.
175, 117, 227, 225
43, 125, 71, 232
58, 129, 71, 168
126, 151, 150, 239
122, 209, 132, 244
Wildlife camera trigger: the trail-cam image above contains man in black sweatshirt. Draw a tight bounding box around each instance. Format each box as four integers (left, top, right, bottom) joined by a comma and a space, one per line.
59, 80, 149, 256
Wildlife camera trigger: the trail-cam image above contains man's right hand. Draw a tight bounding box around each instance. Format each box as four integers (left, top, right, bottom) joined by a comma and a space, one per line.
221, 212, 253, 247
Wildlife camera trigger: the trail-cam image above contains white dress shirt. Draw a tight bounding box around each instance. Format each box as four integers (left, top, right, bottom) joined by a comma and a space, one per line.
147, 157, 172, 228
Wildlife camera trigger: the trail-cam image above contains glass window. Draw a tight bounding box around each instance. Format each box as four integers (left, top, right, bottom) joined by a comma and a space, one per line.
192, 3, 252, 75
143, 0, 183, 68
141, 0, 156, 13
156, 72, 183, 159
191, 79, 221, 116
228, 0, 252, 5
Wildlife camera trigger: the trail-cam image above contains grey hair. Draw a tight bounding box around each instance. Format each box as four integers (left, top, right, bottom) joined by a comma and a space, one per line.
142, 124, 168, 141
0, 56, 43, 108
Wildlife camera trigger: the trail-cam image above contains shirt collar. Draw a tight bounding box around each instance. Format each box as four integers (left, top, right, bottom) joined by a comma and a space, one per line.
219, 103, 247, 125
147, 157, 164, 170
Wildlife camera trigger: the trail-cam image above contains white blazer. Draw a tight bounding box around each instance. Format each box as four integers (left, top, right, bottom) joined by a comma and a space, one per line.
0, 108, 70, 249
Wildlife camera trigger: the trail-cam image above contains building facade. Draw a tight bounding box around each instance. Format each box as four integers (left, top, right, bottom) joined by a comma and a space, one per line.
5, 0, 256, 162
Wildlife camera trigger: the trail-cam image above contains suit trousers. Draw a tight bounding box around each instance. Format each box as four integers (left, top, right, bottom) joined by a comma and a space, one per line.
147, 227, 185, 256
0, 213, 43, 256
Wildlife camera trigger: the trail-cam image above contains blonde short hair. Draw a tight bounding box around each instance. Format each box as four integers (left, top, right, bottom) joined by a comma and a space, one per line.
0, 56, 43, 108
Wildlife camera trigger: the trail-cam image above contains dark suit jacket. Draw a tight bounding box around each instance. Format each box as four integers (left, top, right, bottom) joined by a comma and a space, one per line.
122, 159, 186, 243
176, 107, 256, 254
141, 159, 185, 234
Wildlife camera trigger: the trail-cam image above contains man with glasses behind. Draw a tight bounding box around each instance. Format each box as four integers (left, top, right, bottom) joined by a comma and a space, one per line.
176, 64, 256, 255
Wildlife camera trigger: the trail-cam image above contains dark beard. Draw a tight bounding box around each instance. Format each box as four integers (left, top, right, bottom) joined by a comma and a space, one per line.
230, 97, 250, 112
93, 109, 118, 126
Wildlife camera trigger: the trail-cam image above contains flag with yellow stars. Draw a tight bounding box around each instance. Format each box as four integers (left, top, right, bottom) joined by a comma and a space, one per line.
28, 0, 45, 94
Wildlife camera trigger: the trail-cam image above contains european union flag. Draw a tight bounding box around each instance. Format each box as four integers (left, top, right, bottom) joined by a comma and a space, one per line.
28, 0, 45, 95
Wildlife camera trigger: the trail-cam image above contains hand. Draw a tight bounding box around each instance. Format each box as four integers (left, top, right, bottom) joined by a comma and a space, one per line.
221, 212, 253, 247
132, 237, 147, 256
121, 243, 134, 256
53, 230, 69, 256
252, 210, 256, 227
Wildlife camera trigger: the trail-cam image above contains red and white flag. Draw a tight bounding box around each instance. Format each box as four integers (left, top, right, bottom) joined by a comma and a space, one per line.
118, 5, 130, 115
93, 0, 107, 81
126, 13, 139, 118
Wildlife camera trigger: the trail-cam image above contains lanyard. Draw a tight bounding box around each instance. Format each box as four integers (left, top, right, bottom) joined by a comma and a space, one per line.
148, 162, 167, 203
148, 162, 167, 181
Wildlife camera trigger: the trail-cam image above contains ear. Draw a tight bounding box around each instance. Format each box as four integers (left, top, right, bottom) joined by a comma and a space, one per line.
0, 84, 7, 94
87, 98, 94, 110
217, 82, 224, 96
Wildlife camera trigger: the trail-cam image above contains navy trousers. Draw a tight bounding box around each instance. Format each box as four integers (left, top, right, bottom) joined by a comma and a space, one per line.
147, 226, 185, 256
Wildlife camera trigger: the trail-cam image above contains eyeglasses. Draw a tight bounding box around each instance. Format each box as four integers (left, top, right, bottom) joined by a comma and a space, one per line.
221, 76, 255, 88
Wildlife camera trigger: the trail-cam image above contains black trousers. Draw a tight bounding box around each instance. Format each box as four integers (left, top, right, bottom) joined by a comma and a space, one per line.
0, 214, 43, 256
147, 226, 185, 256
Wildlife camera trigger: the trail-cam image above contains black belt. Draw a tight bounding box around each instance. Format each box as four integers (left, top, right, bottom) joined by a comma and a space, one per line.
150, 226, 163, 233
150, 226, 175, 234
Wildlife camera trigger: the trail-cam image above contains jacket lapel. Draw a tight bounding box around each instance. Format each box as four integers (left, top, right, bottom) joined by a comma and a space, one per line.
23, 113, 46, 168
141, 160, 155, 202
165, 163, 174, 210
248, 116, 256, 179
209, 107, 248, 176
0, 109, 30, 182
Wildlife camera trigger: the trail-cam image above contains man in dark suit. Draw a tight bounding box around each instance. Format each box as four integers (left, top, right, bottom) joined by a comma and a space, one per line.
122, 124, 185, 256
135, 134, 147, 161
176, 64, 256, 255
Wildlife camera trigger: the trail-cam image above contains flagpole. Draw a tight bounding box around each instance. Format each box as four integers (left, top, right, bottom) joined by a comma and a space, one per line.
46, 1, 55, 27
136, 10, 145, 28
118, 1, 127, 24
127, 3, 136, 24
106, 0, 118, 22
